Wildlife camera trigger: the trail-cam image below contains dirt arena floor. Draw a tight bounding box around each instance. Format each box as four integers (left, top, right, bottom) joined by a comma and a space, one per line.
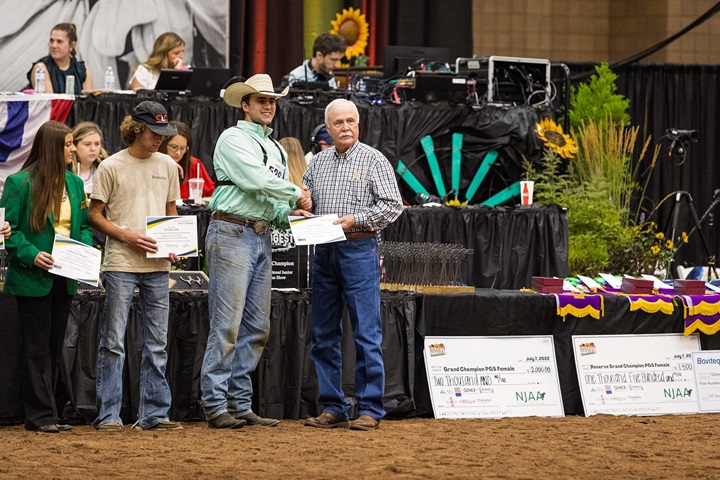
0, 414, 718, 479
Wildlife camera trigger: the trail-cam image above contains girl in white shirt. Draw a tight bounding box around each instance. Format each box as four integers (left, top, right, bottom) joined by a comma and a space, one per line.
71, 121, 107, 194
130, 32, 186, 91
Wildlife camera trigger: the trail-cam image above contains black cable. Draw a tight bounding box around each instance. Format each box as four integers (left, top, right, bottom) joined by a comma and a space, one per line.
572, 1, 720, 81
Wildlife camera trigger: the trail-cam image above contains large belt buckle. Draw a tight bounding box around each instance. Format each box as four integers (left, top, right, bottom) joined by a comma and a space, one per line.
254, 220, 270, 235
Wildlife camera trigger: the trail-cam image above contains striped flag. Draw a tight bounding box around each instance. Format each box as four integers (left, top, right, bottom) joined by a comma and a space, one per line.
0, 95, 74, 193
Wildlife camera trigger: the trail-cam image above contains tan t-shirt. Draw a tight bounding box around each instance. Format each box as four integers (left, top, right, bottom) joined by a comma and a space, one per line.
91, 149, 181, 272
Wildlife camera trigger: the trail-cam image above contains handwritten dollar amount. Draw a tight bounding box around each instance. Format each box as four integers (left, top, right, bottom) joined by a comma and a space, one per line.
527, 366, 552, 374
675, 363, 693, 371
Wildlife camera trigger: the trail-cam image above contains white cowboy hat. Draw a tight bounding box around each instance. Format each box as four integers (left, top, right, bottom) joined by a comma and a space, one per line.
223, 74, 289, 107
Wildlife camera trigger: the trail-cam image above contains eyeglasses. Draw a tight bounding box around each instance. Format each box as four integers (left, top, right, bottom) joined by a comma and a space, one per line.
167, 144, 188, 153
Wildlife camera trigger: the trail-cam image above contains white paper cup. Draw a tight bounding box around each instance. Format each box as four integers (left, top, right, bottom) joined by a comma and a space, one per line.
189, 178, 204, 204
520, 180, 534, 205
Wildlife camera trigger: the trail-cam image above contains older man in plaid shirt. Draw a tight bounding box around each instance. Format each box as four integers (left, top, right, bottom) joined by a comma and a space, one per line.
303, 99, 403, 431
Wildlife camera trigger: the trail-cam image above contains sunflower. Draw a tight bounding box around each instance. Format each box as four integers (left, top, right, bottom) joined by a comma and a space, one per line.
651, 245, 661, 254
330, 7, 369, 64
535, 118, 579, 159
445, 198, 468, 207
681, 231, 689, 243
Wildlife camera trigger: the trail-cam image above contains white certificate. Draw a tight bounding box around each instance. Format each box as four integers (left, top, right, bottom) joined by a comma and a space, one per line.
424, 336, 565, 419
48, 234, 101, 286
573, 333, 700, 416
289, 215, 346, 246
145, 216, 198, 258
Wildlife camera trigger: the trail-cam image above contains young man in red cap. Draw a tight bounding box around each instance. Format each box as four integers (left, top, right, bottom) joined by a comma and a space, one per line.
89, 101, 183, 431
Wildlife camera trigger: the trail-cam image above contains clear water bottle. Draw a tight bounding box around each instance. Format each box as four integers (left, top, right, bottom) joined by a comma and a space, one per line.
34, 65, 45, 94
104, 66, 115, 91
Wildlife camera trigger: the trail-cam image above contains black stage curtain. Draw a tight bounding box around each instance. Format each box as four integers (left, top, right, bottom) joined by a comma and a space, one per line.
383, 205, 568, 289
617, 65, 720, 268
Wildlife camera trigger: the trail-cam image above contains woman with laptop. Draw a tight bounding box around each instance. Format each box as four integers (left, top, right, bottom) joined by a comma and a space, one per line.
130, 32, 186, 91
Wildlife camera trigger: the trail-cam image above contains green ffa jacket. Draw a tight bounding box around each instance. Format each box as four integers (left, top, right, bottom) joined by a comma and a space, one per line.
0, 169, 93, 296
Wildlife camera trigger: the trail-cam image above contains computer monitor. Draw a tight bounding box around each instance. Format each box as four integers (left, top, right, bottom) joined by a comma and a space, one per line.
154, 68, 193, 91
187, 68, 233, 97
383, 45, 452, 79
487, 56, 551, 105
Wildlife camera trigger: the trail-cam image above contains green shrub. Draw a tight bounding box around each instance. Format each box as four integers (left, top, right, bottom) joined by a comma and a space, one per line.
569, 63, 630, 131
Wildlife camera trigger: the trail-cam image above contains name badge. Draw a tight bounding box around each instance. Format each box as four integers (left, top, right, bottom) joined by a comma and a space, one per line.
266, 155, 286, 179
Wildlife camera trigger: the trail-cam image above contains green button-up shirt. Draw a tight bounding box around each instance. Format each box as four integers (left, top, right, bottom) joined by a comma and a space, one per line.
209, 121, 301, 229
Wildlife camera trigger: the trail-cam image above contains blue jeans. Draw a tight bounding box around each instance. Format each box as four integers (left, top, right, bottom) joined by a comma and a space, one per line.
201, 220, 271, 419
93, 271, 172, 429
311, 237, 385, 421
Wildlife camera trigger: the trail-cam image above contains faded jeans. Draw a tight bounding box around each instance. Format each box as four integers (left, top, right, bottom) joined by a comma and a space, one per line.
93, 271, 172, 429
201, 220, 271, 419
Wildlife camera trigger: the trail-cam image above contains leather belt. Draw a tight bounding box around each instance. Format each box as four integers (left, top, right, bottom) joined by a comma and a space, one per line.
346, 231, 376, 241
211, 211, 270, 235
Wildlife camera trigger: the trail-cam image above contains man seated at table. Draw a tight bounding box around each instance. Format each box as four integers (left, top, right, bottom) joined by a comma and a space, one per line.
286, 33, 346, 90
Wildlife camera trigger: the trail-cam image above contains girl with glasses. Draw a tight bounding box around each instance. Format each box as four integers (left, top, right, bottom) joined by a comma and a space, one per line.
158, 121, 215, 200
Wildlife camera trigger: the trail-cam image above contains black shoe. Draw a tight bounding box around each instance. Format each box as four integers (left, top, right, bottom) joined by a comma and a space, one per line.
56, 424, 73, 432
233, 412, 279, 427
37, 425, 60, 433
208, 412, 246, 429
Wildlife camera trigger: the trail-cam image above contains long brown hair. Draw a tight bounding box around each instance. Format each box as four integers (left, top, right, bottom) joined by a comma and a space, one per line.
159, 121, 191, 184
142, 32, 184, 72
70, 121, 107, 174
278, 137, 308, 188
23, 121, 71, 233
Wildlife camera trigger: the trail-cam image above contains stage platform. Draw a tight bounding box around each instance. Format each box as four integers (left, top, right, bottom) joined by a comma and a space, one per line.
3, 288, 719, 424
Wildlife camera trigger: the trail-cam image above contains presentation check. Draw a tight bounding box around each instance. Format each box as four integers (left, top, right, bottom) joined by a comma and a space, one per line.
48, 234, 101, 286
146, 216, 198, 258
289, 215, 346, 246
424, 336, 565, 418
573, 333, 700, 416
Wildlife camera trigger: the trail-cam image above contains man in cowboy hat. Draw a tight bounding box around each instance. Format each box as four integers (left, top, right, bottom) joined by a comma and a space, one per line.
200, 74, 312, 429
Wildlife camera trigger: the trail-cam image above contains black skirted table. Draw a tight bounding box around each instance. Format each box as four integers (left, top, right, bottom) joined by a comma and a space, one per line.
4, 287, 720, 424
414, 290, 720, 416
0, 290, 417, 424
383, 204, 568, 289
174, 204, 568, 290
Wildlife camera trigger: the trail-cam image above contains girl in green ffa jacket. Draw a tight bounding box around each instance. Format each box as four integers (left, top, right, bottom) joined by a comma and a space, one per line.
0, 120, 93, 433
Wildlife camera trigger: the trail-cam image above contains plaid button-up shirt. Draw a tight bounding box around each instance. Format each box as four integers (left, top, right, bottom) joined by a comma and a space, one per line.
302, 141, 403, 232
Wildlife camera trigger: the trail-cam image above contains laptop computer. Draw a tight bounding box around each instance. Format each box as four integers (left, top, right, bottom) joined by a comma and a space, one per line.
154, 68, 193, 91
187, 68, 233, 97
